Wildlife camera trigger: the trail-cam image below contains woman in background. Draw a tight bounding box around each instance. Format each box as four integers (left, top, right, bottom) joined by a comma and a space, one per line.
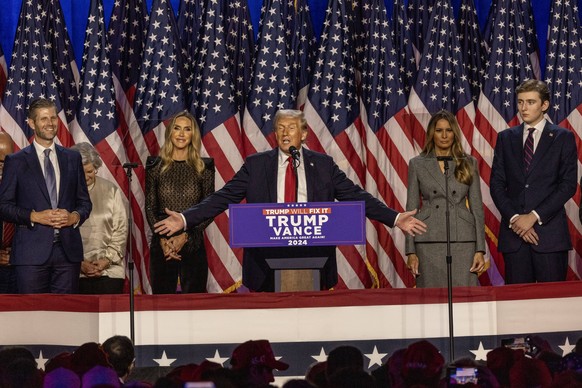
146, 111, 214, 294
405, 110, 486, 287
71, 142, 127, 294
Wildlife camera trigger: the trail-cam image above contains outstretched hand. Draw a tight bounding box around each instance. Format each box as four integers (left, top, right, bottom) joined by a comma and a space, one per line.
396, 209, 427, 236
154, 208, 185, 236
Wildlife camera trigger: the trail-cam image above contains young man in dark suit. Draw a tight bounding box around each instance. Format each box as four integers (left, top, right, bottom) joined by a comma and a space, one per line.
490, 80, 577, 284
0, 98, 92, 293
154, 109, 427, 291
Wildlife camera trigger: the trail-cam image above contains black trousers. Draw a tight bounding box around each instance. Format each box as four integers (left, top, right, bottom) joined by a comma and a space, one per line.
79, 276, 124, 294
504, 244, 568, 284
150, 235, 208, 294
15, 242, 80, 294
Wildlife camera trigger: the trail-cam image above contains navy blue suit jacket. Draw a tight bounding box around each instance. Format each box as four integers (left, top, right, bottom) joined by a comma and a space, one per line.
0, 144, 92, 265
183, 148, 398, 291
490, 123, 577, 254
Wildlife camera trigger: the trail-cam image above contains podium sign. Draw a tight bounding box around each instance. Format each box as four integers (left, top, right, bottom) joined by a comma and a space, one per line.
229, 201, 365, 248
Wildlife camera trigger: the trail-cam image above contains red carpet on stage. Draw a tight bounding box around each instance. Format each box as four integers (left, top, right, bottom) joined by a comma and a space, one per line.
1, 282, 581, 379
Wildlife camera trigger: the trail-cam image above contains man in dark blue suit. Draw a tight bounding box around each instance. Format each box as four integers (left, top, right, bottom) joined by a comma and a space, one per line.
490, 80, 577, 284
0, 98, 92, 293
154, 109, 427, 291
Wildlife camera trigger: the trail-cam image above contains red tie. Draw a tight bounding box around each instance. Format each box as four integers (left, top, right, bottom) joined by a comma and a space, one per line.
2, 222, 14, 249
285, 156, 296, 202
524, 127, 535, 172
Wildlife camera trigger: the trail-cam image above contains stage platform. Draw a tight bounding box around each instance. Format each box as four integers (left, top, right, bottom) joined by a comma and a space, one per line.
1, 282, 581, 381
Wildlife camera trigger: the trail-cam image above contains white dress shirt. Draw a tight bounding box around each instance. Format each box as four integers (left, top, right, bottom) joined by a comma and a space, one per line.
522, 118, 546, 152
33, 139, 61, 200
277, 147, 307, 203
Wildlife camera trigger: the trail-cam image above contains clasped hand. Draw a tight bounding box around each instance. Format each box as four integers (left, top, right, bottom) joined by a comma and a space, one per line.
81, 258, 110, 277
31, 209, 78, 228
161, 233, 188, 261
510, 213, 538, 245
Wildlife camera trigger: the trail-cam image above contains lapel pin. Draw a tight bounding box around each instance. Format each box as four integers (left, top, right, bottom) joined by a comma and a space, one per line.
310, 162, 314, 167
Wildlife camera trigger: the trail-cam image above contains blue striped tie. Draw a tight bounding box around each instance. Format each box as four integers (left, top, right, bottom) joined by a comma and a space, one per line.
44, 149, 57, 208
524, 128, 535, 172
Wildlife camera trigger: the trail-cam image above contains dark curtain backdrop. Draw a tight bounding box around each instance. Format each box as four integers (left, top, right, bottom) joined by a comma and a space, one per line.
0, 0, 577, 76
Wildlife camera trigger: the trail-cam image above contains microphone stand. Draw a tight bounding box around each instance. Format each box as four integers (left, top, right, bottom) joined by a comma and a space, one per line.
123, 162, 138, 344
292, 157, 299, 202
443, 158, 455, 362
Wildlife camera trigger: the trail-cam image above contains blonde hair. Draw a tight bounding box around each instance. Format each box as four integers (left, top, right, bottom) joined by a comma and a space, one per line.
274, 109, 308, 132
159, 111, 205, 174
422, 110, 473, 185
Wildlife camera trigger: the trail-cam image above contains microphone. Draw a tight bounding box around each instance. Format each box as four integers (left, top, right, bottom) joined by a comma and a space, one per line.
436, 156, 454, 161
123, 162, 139, 169
288, 146, 300, 161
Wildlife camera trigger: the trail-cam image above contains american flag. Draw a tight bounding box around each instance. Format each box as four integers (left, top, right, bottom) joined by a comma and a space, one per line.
407, 0, 474, 153
391, 0, 417, 94
287, 0, 316, 109
349, 0, 367, 71
72, 0, 145, 293
43, 0, 79, 125
108, 0, 152, 294
544, 0, 582, 280
456, 0, 500, 285
0, 0, 71, 149
519, 0, 541, 80
407, 0, 435, 62
303, 0, 368, 288
133, 0, 187, 157
481, 0, 496, 55
474, 0, 537, 285
476, 0, 535, 127
191, 0, 245, 292
457, 0, 487, 105
177, 0, 203, 50
242, 0, 295, 154
225, 0, 255, 115
360, 0, 414, 288
72, 0, 117, 146
177, 0, 203, 93
0, 43, 7, 103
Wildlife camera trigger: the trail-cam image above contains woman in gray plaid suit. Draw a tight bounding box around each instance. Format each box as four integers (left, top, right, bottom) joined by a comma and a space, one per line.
405, 110, 486, 287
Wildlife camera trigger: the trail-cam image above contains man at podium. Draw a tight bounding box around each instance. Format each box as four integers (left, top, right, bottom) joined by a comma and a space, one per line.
155, 109, 426, 291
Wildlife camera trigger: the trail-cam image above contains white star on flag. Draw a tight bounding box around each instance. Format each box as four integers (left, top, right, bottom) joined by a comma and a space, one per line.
558, 337, 576, 356
469, 341, 492, 361
364, 346, 388, 368
153, 350, 177, 367
311, 347, 328, 363
36, 350, 48, 370
206, 349, 230, 366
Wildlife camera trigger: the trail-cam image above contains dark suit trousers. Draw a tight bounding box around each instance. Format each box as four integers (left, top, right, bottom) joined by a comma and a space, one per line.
0, 266, 17, 293
79, 276, 124, 294
149, 235, 209, 294
15, 241, 81, 294
504, 244, 568, 284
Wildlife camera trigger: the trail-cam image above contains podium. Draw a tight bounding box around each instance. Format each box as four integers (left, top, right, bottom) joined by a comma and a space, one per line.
265, 256, 329, 292
229, 201, 366, 292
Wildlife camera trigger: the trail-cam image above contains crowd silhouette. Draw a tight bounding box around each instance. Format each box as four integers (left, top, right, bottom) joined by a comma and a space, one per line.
1, 336, 581, 387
